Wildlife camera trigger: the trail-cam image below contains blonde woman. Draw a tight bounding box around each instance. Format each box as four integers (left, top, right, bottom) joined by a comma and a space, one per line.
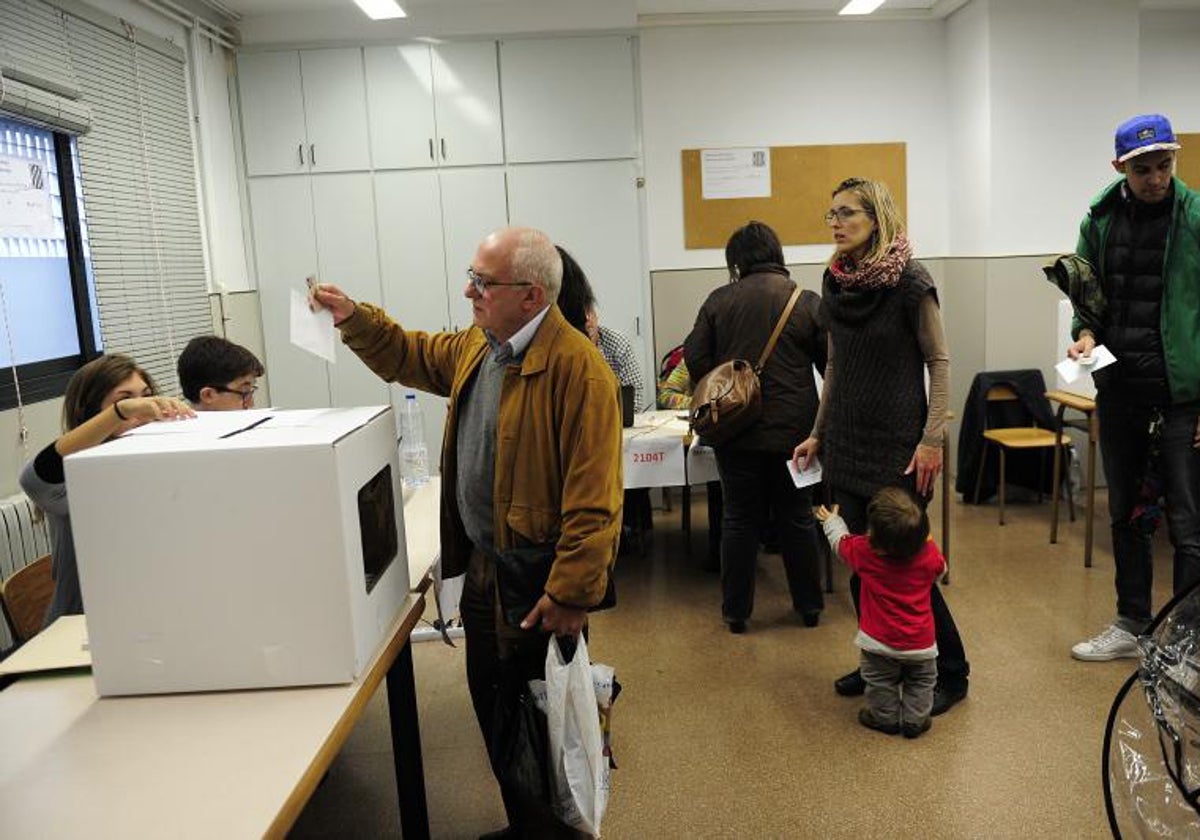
19, 354, 193, 626
792, 177, 969, 715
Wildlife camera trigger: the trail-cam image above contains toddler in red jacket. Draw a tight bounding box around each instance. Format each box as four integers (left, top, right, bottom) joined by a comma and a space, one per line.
816, 487, 947, 739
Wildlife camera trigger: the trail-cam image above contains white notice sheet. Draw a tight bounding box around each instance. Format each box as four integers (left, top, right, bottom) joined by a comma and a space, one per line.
701, 147, 772, 200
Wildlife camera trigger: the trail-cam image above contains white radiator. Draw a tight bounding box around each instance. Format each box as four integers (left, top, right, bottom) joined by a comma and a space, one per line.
0, 493, 51, 651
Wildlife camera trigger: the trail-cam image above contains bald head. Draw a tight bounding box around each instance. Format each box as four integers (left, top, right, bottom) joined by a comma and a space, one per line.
484, 227, 563, 299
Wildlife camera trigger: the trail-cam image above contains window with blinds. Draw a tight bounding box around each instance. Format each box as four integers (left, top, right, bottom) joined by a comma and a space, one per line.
62, 11, 210, 397
0, 0, 211, 404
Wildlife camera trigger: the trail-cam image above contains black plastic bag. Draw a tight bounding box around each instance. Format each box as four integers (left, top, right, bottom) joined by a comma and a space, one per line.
489, 671, 551, 809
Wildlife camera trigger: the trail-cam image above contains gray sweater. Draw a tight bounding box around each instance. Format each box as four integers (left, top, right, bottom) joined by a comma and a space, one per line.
19, 443, 80, 627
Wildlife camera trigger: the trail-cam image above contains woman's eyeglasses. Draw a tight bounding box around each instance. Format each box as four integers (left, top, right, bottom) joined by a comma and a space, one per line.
824, 207, 872, 224
466, 267, 533, 295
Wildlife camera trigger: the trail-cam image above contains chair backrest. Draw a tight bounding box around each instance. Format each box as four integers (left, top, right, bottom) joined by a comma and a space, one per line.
983, 384, 1038, 430
1, 554, 52, 643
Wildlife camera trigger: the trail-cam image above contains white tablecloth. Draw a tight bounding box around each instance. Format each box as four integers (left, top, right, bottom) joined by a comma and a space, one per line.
622, 410, 719, 488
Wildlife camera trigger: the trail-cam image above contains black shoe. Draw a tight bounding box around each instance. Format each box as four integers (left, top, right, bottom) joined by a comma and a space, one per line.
858, 708, 900, 735
902, 717, 932, 739
931, 682, 968, 717
478, 828, 518, 840
801, 610, 821, 628
727, 619, 747, 634
834, 669, 866, 697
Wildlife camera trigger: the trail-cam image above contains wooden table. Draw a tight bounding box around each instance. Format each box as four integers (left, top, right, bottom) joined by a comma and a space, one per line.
1046, 390, 1098, 567
0, 480, 445, 840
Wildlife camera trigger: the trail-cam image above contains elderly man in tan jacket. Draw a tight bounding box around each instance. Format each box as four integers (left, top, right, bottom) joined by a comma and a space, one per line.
312, 226, 621, 839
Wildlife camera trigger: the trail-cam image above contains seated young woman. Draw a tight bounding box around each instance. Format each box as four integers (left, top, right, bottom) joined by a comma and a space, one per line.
19, 354, 194, 628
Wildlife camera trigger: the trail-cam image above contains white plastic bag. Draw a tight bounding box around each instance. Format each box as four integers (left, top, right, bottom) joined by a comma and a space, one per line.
544, 634, 609, 836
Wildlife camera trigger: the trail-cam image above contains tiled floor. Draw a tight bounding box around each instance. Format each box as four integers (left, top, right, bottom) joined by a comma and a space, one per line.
291, 487, 1166, 839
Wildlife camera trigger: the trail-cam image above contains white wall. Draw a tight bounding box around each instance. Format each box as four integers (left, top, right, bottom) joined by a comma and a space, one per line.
236, 0, 637, 45
946, 0, 990, 255
639, 20, 951, 271
986, 0, 1139, 256
1140, 10, 1200, 128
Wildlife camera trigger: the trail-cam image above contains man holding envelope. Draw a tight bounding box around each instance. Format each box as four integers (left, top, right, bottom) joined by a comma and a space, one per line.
1067, 114, 1200, 661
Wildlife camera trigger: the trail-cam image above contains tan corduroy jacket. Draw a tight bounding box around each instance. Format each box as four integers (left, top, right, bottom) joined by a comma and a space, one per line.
338, 302, 622, 608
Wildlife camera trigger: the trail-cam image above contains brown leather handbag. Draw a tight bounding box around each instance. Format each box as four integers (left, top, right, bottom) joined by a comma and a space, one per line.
689, 289, 801, 446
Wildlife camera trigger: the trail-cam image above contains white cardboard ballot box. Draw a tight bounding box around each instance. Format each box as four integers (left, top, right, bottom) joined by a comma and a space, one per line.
66, 406, 410, 696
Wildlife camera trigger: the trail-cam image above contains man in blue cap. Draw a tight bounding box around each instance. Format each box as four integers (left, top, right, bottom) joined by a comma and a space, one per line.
1068, 114, 1200, 661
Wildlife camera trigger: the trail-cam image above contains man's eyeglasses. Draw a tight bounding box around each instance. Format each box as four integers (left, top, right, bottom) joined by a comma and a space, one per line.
210, 384, 258, 405
467, 267, 534, 295
824, 207, 873, 224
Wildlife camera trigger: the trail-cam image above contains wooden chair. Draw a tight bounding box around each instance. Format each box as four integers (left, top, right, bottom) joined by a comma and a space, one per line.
1, 554, 53, 644
971, 385, 1072, 525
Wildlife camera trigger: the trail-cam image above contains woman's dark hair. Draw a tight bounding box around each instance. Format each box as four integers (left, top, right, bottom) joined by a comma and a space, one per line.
62, 354, 157, 431
555, 245, 596, 335
725, 220, 785, 280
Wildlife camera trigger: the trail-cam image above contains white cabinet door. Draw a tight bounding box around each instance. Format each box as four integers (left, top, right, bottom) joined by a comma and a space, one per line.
299, 49, 371, 174
310, 173, 391, 408
431, 42, 503, 167
439, 167, 509, 331
364, 45, 438, 171
506, 160, 649, 398
238, 52, 307, 177
246, 176, 331, 408
500, 36, 637, 163
375, 169, 451, 469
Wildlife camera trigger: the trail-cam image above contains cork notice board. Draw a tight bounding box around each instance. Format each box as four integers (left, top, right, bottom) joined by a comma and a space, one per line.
682, 143, 906, 250
1179, 134, 1200, 188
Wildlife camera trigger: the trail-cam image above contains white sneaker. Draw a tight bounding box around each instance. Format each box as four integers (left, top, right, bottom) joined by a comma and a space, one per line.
1071, 624, 1139, 661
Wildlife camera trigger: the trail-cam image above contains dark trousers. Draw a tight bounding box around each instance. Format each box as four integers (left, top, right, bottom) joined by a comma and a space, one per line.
715, 449, 824, 622
835, 485, 970, 686
460, 549, 583, 839
1097, 395, 1200, 631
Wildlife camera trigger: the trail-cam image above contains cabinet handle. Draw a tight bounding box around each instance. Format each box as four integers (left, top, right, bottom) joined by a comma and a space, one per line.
440, 138, 447, 160
429, 138, 434, 161
309, 144, 316, 166
636, 317, 641, 336
298, 143, 304, 165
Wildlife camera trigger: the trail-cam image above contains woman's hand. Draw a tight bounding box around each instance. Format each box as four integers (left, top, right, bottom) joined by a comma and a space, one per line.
309, 282, 357, 325
905, 443, 943, 497
792, 436, 820, 471
1067, 332, 1096, 361
116, 396, 195, 427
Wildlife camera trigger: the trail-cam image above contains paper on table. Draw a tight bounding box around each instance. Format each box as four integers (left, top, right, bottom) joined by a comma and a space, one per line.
786, 456, 823, 489
290, 288, 336, 364
1055, 344, 1116, 384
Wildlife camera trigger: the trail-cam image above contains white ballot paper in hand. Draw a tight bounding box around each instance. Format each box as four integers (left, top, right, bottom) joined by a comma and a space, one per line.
290, 288, 336, 364
787, 456, 823, 489
1055, 344, 1116, 384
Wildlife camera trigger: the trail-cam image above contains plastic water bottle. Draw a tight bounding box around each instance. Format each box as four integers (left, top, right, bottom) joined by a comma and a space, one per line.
399, 393, 430, 487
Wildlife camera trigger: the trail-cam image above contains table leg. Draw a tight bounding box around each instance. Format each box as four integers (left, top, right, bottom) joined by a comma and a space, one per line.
1085, 413, 1097, 568
941, 426, 951, 585
1050, 404, 1066, 544
681, 484, 692, 554
386, 642, 430, 840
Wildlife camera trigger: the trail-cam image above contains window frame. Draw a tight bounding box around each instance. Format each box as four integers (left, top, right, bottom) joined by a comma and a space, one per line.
0, 124, 99, 411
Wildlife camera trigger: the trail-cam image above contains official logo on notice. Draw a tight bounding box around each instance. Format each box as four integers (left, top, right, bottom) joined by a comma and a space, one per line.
752, 151, 766, 167
28, 163, 43, 190
1137, 127, 1156, 141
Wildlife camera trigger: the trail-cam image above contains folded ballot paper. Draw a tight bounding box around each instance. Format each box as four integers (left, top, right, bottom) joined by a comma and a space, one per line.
1056, 344, 1116, 385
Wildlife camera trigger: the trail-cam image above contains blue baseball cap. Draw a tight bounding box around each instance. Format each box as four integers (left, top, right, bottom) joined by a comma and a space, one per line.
1115, 114, 1180, 163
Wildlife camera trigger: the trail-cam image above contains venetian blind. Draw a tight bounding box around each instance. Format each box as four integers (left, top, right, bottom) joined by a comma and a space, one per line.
0, 0, 91, 134
62, 9, 210, 395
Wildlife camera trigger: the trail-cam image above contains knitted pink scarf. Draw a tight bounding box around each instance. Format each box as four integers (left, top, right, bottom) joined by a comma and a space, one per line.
829, 233, 913, 290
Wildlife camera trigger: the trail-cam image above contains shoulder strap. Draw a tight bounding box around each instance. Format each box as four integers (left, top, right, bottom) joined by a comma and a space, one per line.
755, 288, 802, 373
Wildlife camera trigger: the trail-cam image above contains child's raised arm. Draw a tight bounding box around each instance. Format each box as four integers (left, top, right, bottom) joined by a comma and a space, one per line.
814, 504, 850, 554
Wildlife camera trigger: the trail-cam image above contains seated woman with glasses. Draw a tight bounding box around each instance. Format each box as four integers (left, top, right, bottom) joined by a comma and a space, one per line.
177, 335, 265, 411
19, 354, 194, 627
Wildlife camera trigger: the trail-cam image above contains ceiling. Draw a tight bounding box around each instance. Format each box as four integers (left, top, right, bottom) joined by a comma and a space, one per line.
218, 0, 1200, 18
220, 0, 939, 16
